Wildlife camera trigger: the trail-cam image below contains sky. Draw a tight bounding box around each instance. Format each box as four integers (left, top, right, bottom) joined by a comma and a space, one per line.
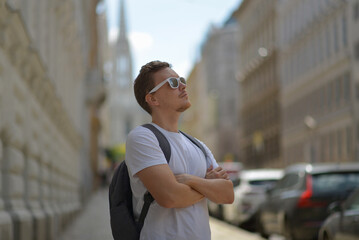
104, 0, 242, 78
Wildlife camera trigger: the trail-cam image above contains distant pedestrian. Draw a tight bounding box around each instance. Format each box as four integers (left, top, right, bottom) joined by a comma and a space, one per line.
125, 60, 234, 240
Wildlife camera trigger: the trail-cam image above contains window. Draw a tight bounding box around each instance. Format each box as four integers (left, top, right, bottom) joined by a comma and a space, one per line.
327, 83, 332, 108
330, 133, 334, 159
347, 191, 359, 210
271, 173, 300, 195
313, 173, 359, 194
335, 77, 341, 105
333, 18, 339, 52
320, 30, 325, 62
326, 27, 331, 58
355, 41, 359, 61
344, 73, 351, 102
337, 131, 342, 158
347, 127, 352, 157
354, 2, 359, 21
342, 14, 348, 47
320, 88, 326, 109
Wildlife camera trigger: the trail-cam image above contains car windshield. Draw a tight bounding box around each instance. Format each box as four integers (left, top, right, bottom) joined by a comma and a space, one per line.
232, 178, 240, 187
249, 179, 278, 189
347, 191, 359, 210
312, 172, 359, 195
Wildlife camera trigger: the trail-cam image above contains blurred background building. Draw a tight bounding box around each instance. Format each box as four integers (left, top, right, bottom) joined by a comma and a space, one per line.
278, 0, 359, 166
233, 0, 281, 169
0, 0, 107, 239
184, 0, 359, 170
182, 17, 240, 163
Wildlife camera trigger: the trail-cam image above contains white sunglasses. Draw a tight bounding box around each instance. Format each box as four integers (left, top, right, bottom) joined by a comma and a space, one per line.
149, 77, 186, 94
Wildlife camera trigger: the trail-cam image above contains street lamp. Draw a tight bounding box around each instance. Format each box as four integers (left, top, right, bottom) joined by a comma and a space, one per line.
258, 47, 268, 57
304, 115, 317, 163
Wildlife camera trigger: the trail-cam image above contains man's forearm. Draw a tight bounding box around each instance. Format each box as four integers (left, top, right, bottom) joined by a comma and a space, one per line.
165, 183, 205, 208
137, 164, 205, 209
176, 174, 234, 204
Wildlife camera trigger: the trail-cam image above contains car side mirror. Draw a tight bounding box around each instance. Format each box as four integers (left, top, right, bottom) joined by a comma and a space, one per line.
327, 201, 342, 214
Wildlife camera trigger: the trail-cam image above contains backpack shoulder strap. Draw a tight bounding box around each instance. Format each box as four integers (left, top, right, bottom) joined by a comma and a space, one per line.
142, 124, 171, 163
137, 123, 171, 227
179, 131, 209, 166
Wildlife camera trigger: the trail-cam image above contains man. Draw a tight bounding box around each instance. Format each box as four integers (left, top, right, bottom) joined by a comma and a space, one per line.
126, 60, 234, 240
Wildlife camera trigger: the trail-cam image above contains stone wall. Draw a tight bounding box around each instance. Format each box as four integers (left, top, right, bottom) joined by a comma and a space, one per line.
0, 0, 105, 239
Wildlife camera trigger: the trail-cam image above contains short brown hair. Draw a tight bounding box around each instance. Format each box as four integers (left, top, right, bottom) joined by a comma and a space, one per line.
134, 60, 171, 114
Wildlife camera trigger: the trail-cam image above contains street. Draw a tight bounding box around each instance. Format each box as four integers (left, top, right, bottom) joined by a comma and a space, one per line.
59, 189, 269, 240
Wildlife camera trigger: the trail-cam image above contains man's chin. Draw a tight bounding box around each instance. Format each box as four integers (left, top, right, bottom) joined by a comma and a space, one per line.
177, 102, 191, 112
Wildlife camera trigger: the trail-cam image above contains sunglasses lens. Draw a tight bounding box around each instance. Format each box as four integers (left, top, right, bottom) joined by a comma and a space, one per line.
168, 78, 179, 88
180, 77, 186, 85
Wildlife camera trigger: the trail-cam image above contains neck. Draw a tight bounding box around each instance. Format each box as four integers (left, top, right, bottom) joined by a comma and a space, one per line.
151, 111, 181, 132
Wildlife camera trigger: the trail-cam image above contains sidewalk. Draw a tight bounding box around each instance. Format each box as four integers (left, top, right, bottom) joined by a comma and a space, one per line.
210, 217, 263, 240
59, 189, 113, 240
59, 189, 263, 240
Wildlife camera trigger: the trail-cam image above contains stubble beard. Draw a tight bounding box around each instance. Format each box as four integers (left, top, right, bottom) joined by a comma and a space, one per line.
176, 101, 191, 113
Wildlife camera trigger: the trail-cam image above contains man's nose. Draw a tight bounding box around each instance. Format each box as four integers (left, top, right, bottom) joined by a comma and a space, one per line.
179, 81, 186, 90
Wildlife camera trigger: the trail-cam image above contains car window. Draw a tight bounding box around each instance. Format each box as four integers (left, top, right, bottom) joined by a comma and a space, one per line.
312, 172, 359, 194
249, 179, 279, 189
348, 195, 359, 210
271, 173, 300, 194
345, 190, 359, 211
284, 174, 300, 188
232, 178, 240, 188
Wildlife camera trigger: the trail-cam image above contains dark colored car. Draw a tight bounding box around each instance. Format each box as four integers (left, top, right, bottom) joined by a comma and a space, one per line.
318, 188, 359, 240
257, 163, 359, 240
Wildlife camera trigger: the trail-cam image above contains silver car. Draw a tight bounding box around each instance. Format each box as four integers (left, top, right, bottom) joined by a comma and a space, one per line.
222, 169, 283, 228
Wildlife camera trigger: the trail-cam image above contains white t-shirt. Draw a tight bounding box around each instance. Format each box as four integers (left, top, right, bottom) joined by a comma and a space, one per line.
125, 123, 219, 240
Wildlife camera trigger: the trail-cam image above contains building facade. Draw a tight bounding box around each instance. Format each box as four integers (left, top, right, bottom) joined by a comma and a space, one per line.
278, 0, 359, 165
183, 18, 240, 162
233, 0, 281, 168
181, 61, 211, 145
0, 0, 106, 239
202, 19, 240, 161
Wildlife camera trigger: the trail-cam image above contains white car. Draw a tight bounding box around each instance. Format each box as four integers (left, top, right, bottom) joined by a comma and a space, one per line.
222, 169, 283, 228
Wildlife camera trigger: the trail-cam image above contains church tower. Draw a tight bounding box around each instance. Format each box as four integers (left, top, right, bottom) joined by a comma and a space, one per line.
114, 0, 132, 89
104, 0, 148, 146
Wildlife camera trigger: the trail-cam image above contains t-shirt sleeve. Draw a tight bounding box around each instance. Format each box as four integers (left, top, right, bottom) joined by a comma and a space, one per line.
125, 127, 168, 177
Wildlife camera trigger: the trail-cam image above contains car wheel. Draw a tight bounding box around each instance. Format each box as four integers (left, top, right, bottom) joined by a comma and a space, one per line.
322, 231, 331, 240
256, 214, 269, 239
222, 205, 230, 223
214, 204, 224, 220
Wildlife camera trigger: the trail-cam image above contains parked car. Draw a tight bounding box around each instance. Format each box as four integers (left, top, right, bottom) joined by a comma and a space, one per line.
257, 163, 359, 240
222, 169, 283, 228
318, 187, 359, 240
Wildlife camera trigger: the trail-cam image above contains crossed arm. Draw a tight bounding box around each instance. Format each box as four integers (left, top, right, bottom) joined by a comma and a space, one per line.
136, 164, 234, 209
176, 165, 234, 204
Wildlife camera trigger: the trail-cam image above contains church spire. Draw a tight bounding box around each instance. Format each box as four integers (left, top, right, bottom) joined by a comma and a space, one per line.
118, 0, 127, 40
114, 0, 133, 88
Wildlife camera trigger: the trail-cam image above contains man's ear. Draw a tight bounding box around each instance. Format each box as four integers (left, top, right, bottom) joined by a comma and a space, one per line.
145, 93, 160, 107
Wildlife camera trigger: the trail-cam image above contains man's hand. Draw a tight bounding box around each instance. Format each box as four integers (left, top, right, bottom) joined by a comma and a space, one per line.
175, 173, 193, 185
205, 165, 229, 180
